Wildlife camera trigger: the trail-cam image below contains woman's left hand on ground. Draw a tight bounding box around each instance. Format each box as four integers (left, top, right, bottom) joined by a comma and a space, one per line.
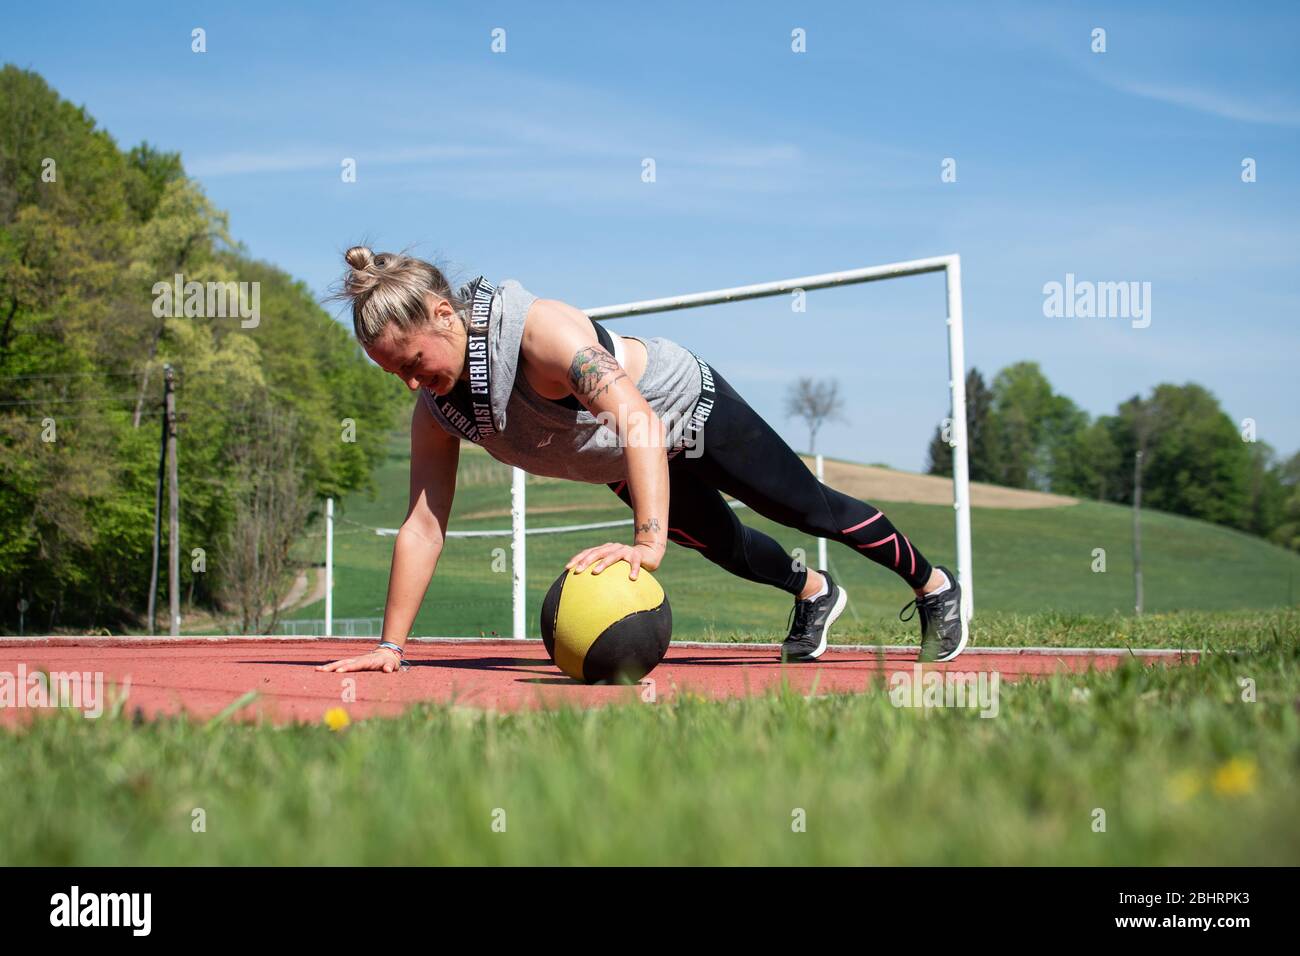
315, 648, 403, 673
566, 541, 663, 579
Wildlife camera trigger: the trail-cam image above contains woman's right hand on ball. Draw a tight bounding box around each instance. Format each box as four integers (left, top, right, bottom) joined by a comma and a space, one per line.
316, 648, 403, 673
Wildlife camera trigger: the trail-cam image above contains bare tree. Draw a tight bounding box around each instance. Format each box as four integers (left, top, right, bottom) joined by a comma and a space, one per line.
214, 403, 313, 634
785, 377, 846, 454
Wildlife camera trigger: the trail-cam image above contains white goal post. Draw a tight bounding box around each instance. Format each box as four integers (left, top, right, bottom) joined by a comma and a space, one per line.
499, 254, 974, 638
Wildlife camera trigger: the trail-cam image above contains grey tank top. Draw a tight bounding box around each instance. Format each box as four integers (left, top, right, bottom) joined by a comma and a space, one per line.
421, 277, 709, 485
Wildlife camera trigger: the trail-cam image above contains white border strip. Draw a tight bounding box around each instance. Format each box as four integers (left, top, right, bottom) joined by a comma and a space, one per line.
0, 634, 1203, 657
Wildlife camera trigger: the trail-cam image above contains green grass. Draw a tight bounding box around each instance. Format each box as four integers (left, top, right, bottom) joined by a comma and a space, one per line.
3, 611, 1297, 865
272, 436, 1300, 641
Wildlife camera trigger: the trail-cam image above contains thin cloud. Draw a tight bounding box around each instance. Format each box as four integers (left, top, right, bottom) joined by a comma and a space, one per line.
1112, 79, 1300, 127
189, 144, 512, 177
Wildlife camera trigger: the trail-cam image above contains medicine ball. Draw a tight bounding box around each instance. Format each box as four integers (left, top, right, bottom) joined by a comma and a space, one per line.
540, 562, 672, 684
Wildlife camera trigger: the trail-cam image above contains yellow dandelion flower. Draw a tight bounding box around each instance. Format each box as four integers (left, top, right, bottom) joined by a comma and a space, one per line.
323, 706, 351, 731
1211, 757, 1257, 797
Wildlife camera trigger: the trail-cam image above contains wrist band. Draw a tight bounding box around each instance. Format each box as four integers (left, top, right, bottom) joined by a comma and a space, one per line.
376, 641, 409, 666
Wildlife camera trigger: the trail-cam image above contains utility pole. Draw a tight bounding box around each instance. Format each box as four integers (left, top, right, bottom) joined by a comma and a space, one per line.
147, 375, 167, 635
166, 365, 180, 637
1133, 448, 1144, 616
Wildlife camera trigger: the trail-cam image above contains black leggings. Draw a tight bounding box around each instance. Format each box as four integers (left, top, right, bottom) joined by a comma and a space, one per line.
607, 363, 934, 596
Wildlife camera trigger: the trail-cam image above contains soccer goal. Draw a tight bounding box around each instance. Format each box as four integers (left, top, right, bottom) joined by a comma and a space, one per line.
337, 255, 973, 639
537, 254, 972, 633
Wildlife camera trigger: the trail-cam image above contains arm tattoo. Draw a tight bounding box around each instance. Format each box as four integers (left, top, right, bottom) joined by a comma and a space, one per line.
635, 517, 661, 535
569, 346, 627, 404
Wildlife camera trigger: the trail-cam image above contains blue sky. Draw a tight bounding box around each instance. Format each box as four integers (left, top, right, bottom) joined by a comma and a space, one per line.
6, 0, 1298, 470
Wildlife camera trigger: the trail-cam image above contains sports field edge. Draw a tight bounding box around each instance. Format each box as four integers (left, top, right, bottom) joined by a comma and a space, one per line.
0, 634, 1203, 657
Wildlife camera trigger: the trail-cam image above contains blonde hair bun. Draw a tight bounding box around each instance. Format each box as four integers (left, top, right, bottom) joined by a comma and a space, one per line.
345, 245, 375, 271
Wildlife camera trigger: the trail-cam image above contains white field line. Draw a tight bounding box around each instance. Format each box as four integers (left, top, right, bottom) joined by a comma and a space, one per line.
0, 634, 1205, 657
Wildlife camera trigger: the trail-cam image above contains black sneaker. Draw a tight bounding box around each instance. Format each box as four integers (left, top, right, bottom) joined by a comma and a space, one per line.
900, 565, 968, 663
781, 570, 848, 662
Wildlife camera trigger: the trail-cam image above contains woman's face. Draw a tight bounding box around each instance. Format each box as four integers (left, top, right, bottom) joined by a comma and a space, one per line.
365, 295, 467, 395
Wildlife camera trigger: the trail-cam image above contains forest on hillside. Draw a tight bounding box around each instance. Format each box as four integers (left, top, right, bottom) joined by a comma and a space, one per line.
0, 66, 409, 633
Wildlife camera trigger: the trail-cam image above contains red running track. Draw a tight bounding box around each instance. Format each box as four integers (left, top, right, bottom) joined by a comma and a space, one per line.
0, 637, 1198, 726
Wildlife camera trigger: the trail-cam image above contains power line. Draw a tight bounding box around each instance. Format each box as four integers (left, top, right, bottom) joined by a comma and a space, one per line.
3, 409, 164, 423
0, 370, 146, 382
0, 394, 146, 407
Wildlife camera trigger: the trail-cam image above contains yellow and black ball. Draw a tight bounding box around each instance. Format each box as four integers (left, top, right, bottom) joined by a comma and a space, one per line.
540, 562, 672, 684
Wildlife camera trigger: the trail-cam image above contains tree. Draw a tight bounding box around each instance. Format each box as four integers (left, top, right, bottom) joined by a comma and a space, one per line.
1243, 441, 1286, 538
1269, 452, 1300, 553
214, 402, 312, 635
926, 368, 1000, 481
124, 142, 184, 223
125, 177, 232, 427
785, 377, 845, 454
1052, 418, 1122, 500
987, 362, 1087, 490
928, 363, 1088, 490
1107, 384, 1249, 528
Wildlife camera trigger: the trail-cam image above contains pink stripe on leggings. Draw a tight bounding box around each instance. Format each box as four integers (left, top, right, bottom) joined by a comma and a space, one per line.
841, 511, 885, 535
668, 527, 708, 550
859, 532, 900, 568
